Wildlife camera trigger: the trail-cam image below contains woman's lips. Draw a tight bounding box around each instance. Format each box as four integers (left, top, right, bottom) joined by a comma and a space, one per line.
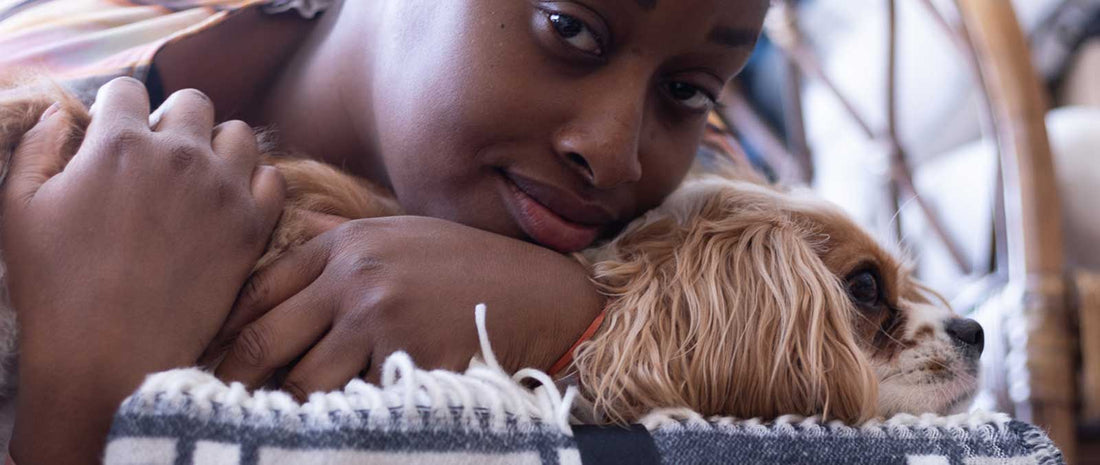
501, 174, 600, 253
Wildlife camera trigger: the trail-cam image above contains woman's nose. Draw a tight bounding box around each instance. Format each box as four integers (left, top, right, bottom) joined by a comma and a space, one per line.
553, 86, 646, 190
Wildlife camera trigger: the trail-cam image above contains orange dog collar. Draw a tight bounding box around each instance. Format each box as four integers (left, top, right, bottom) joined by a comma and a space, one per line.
547, 311, 606, 377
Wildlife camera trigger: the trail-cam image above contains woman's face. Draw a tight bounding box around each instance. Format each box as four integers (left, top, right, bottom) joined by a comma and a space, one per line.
347, 0, 766, 252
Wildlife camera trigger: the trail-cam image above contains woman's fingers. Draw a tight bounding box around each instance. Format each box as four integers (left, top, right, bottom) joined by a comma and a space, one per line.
251, 165, 287, 227
85, 77, 150, 144
362, 351, 385, 385
203, 238, 328, 362
2, 103, 69, 214
212, 120, 261, 178
149, 88, 215, 140
280, 331, 373, 401
232, 238, 327, 325
215, 284, 334, 388
210, 119, 284, 223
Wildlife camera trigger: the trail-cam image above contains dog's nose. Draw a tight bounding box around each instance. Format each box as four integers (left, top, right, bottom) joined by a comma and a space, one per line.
946, 318, 984, 354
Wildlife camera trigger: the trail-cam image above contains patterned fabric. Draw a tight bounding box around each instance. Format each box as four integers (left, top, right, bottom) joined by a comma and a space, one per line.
0, 0, 333, 104
641, 410, 1063, 465
105, 364, 1064, 465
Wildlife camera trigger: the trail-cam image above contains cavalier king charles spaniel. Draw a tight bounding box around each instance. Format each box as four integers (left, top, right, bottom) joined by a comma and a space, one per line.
0, 80, 982, 425
570, 177, 983, 424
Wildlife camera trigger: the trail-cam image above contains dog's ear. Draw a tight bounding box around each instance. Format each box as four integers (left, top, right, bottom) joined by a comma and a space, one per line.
722, 213, 878, 424
574, 188, 877, 424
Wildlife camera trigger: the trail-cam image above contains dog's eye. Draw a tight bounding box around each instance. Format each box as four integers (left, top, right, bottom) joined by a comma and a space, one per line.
847, 271, 880, 306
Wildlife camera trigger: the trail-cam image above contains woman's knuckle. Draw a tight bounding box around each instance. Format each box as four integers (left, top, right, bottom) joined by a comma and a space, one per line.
217, 119, 252, 135
101, 127, 146, 154
282, 379, 309, 401
365, 287, 402, 321
240, 276, 268, 310
106, 76, 145, 93
173, 88, 213, 108
217, 120, 262, 156
166, 139, 212, 171
349, 254, 384, 276
167, 144, 199, 169
231, 324, 273, 368
260, 165, 287, 198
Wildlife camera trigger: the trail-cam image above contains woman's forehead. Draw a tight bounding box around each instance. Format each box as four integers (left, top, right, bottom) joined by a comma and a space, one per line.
607, 0, 769, 40
601, 0, 768, 72
621, 0, 770, 18
627, 0, 769, 11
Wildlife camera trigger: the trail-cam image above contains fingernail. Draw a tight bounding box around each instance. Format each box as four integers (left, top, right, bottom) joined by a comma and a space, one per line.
39, 102, 61, 122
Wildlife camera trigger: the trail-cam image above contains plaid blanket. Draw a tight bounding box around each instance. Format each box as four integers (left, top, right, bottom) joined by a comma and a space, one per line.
105, 308, 1064, 465
105, 369, 1064, 465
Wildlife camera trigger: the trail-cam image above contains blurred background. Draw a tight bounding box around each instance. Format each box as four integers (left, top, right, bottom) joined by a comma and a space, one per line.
714, 0, 1099, 462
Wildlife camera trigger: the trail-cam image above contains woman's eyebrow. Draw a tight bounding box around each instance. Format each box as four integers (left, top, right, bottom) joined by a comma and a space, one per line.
634, 0, 657, 10
707, 26, 760, 48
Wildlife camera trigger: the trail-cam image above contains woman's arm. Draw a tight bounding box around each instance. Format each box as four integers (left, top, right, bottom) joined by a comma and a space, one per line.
205, 215, 605, 397
1, 79, 284, 465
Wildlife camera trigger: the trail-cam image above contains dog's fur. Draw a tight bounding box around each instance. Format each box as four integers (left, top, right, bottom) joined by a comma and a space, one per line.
0, 79, 981, 424
572, 179, 981, 424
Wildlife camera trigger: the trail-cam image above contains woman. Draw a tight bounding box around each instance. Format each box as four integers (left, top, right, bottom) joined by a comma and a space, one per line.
0, 0, 769, 463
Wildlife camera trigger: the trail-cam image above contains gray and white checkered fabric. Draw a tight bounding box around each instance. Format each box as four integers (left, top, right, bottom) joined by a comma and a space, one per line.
639, 410, 1063, 465
106, 365, 1063, 465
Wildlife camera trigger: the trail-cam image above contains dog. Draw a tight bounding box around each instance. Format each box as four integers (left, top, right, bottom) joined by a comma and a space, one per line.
0, 79, 982, 426
570, 177, 983, 424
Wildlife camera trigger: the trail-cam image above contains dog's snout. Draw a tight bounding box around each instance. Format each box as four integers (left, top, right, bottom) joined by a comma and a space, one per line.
946, 318, 984, 354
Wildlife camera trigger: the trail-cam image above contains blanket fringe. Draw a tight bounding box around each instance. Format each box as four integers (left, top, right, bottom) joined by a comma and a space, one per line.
127, 304, 577, 435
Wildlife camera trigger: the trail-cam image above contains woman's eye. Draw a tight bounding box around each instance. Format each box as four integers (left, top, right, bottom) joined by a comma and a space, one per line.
847, 271, 881, 306
666, 82, 715, 112
548, 12, 602, 55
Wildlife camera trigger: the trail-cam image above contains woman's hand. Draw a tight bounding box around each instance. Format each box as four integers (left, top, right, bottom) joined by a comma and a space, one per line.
1, 78, 285, 464
206, 216, 605, 399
